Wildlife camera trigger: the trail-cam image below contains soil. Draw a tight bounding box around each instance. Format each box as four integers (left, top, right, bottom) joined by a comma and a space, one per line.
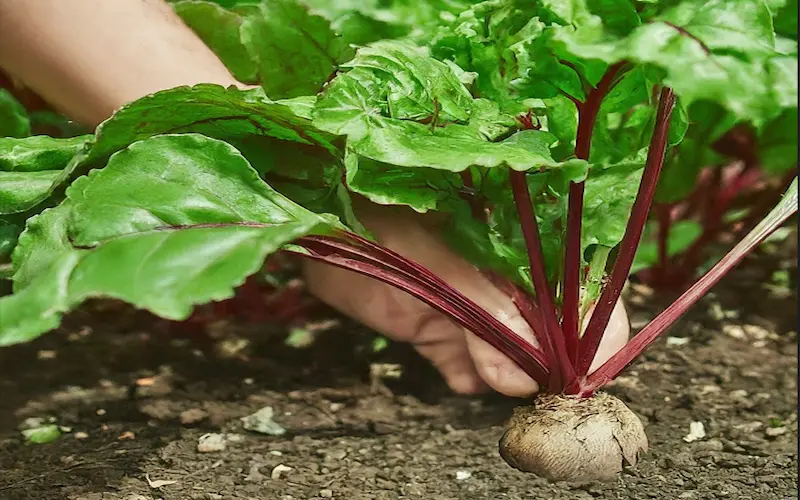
0, 249, 797, 500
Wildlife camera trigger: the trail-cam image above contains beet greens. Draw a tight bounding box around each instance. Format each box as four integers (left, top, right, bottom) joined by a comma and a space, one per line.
0, 0, 797, 397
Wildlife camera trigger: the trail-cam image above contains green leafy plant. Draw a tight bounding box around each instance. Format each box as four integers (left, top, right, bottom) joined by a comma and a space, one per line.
1, 0, 796, 483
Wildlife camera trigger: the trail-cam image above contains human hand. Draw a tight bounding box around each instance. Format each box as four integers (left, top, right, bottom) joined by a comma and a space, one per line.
304, 205, 630, 397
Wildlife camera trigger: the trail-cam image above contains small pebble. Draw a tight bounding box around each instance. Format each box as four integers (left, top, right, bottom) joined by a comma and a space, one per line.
319, 489, 333, 498
666, 337, 690, 346
271, 464, 292, 480
455, 470, 472, 481
74, 432, 89, 440
765, 426, 787, 437
197, 433, 227, 453
241, 406, 286, 436
683, 421, 706, 443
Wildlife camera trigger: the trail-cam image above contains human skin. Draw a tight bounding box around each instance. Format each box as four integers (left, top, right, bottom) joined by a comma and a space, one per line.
0, 0, 630, 397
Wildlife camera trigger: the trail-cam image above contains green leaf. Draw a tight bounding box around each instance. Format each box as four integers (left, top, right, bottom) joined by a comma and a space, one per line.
88, 84, 337, 164
555, 0, 787, 124
351, 121, 585, 172
344, 149, 464, 213
586, 0, 641, 36
511, 19, 588, 102
330, 11, 413, 46
69, 134, 333, 245
0, 250, 81, 346
581, 152, 647, 249
3, 134, 337, 345
0, 171, 63, 214
314, 67, 582, 172
0, 135, 91, 214
11, 205, 75, 290
303, 0, 478, 44
0, 135, 90, 173
0, 89, 30, 138
544, 95, 579, 160
22, 424, 62, 444
343, 41, 474, 122
240, 0, 354, 99
67, 223, 321, 320
173, 0, 259, 83
429, 1, 581, 111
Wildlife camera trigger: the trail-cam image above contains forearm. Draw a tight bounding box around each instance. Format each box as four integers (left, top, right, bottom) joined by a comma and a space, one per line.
0, 0, 239, 127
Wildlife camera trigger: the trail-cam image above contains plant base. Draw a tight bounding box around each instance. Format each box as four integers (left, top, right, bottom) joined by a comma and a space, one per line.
498, 392, 648, 482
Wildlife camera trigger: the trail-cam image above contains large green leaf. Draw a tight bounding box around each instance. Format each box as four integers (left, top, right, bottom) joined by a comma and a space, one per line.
87, 84, 337, 163
69, 134, 322, 244
2, 134, 337, 345
240, 0, 354, 99
66, 223, 321, 320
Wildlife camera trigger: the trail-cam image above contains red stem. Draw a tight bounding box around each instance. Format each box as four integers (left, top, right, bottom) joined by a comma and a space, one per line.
297, 242, 551, 383
576, 87, 676, 376
582, 180, 797, 393
301, 235, 514, 342
562, 61, 628, 365
509, 170, 576, 389
562, 183, 584, 364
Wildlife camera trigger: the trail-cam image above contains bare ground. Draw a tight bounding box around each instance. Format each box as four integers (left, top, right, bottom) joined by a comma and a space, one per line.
0, 251, 796, 500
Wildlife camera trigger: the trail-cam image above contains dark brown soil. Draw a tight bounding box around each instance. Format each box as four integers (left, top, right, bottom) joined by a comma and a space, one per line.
0, 251, 797, 500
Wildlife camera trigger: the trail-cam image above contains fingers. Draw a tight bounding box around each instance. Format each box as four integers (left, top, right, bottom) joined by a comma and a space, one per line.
358, 212, 542, 397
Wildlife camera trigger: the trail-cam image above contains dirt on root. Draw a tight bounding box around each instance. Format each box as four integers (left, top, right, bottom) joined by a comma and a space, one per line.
0, 251, 797, 500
